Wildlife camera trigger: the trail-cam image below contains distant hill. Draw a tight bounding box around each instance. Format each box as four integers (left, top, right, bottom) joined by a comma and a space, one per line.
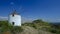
50, 22, 60, 25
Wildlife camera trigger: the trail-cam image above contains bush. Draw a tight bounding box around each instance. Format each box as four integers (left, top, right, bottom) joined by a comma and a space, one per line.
0, 21, 23, 34
10, 26, 23, 34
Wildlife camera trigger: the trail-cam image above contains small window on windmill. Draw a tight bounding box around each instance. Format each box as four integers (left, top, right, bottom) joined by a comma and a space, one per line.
12, 14, 14, 17
12, 22, 15, 25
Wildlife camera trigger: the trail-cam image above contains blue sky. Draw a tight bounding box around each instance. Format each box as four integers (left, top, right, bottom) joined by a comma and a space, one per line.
0, 0, 60, 22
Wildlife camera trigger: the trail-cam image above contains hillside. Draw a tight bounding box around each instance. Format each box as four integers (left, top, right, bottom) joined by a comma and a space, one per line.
2, 26, 54, 34
0, 19, 60, 34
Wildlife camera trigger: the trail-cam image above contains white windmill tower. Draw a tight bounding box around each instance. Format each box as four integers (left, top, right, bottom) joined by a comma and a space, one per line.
9, 10, 21, 26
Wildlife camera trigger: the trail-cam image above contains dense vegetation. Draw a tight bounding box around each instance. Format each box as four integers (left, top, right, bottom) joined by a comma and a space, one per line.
0, 21, 23, 34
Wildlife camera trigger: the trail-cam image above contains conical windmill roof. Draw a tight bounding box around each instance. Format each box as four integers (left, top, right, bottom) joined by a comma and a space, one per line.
10, 10, 19, 15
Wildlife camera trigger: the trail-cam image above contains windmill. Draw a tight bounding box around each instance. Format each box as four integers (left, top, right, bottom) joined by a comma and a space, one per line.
8, 2, 24, 26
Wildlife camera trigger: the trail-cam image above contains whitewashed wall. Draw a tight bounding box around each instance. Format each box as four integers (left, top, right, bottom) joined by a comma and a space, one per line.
9, 15, 21, 26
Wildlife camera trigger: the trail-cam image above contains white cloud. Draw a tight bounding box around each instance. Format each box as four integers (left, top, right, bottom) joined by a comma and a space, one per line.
0, 16, 34, 23
0, 16, 8, 20
21, 17, 34, 23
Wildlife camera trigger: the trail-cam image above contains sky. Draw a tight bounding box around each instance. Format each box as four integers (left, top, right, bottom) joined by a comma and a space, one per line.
0, 0, 60, 22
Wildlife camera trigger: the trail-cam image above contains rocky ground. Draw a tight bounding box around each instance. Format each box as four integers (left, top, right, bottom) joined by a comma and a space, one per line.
3, 26, 55, 34
21, 26, 55, 34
